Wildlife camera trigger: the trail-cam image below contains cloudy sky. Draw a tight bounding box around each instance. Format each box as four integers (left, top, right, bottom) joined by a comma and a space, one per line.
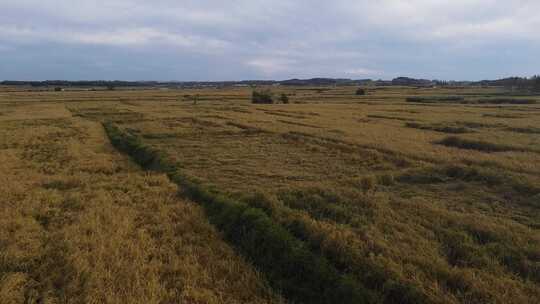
1, 0, 539, 81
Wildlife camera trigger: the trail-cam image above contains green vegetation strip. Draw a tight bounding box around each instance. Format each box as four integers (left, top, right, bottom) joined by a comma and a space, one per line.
398, 164, 540, 199
102, 122, 376, 304
367, 115, 415, 121
506, 127, 540, 134
437, 136, 530, 153
405, 122, 471, 134
406, 96, 537, 104
406, 96, 465, 103
240, 192, 430, 304
475, 98, 536, 104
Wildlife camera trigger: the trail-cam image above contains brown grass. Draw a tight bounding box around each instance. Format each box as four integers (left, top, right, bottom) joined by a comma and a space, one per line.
1, 85, 540, 303
0, 111, 281, 303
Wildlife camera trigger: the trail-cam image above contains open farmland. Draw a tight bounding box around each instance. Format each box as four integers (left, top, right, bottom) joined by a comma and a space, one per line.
1, 85, 540, 304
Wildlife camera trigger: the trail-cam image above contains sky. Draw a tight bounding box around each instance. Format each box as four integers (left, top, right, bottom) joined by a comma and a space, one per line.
0, 0, 539, 81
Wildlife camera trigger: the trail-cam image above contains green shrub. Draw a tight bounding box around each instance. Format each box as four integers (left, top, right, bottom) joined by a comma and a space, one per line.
252, 90, 274, 104
356, 88, 366, 96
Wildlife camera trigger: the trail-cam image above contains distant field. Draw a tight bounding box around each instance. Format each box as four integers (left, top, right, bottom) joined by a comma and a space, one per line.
1, 85, 539, 303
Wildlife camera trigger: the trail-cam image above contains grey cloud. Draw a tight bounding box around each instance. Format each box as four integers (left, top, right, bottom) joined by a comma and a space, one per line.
0, 0, 538, 80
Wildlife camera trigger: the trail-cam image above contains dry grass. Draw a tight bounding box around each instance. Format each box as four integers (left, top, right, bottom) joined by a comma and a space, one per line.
0, 109, 281, 303
1, 85, 539, 303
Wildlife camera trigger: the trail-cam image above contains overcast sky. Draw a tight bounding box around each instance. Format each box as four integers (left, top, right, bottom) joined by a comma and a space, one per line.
1, 0, 539, 81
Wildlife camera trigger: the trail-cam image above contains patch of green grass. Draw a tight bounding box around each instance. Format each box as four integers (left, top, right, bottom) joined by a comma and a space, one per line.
454, 121, 505, 129
406, 96, 537, 105
406, 96, 465, 103
405, 122, 472, 134
475, 98, 537, 104
367, 115, 416, 121
483, 113, 525, 119
142, 133, 180, 139
505, 127, 540, 134
398, 164, 540, 197
436, 136, 526, 152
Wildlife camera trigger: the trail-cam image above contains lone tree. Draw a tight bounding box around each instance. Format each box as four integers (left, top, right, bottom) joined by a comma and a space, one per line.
252, 90, 274, 104
355, 88, 366, 95
280, 93, 289, 104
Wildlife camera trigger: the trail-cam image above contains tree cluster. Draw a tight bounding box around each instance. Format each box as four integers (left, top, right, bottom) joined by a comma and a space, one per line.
252, 90, 274, 104
355, 88, 366, 95
485, 76, 540, 92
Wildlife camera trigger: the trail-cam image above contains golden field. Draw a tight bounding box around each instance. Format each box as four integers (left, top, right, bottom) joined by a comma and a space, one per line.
1, 85, 539, 304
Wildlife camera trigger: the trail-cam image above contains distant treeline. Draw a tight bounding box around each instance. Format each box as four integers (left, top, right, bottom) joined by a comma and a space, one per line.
0, 80, 154, 87
0, 80, 277, 88
1, 76, 539, 90
476, 76, 540, 92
